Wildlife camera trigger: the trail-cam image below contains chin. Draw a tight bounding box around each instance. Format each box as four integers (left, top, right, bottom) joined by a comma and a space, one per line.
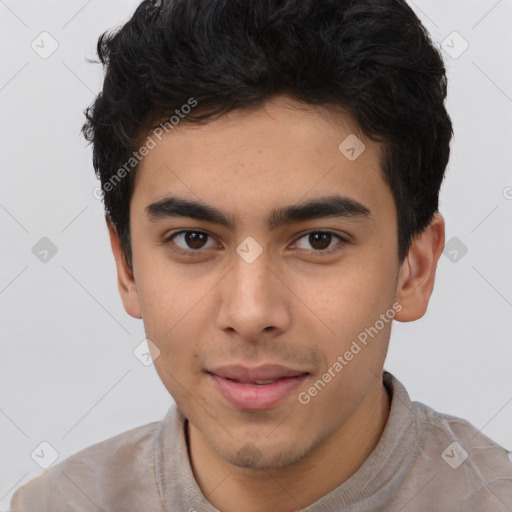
216, 435, 314, 470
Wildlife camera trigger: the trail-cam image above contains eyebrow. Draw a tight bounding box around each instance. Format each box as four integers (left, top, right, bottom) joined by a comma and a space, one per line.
145, 194, 371, 230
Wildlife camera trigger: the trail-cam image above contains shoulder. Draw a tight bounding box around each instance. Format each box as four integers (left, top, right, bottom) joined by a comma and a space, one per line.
10, 419, 165, 512
414, 398, 511, 465
411, 399, 512, 508
382, 372, 512, 509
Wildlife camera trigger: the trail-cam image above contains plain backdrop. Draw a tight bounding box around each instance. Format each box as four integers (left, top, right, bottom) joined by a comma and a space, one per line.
1, 0, 511, 508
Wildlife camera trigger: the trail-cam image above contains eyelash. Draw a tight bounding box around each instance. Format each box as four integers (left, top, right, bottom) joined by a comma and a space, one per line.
163, 230, 349, 258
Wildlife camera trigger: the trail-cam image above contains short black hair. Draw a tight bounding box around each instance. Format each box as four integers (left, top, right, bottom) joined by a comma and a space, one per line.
82, 0, 453, 271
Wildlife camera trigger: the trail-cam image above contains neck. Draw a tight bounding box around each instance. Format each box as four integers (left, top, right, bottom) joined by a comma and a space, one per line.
187, 380, 390, 512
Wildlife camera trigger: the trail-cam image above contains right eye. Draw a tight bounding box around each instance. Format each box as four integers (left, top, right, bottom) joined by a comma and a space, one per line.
165, 230, 218, 255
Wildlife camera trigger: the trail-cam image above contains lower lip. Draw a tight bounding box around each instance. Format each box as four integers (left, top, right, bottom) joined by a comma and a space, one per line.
209, 373, 308, 410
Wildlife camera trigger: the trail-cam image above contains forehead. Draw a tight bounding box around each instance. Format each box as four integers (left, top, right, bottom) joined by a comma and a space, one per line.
131, 95, 392, 224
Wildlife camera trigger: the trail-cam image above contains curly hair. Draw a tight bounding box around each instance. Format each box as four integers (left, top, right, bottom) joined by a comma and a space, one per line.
82, 0, 453, 271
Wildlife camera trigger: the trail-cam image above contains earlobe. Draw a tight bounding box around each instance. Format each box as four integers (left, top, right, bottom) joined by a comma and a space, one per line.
394, 213, 445, 322
106, 219, 142, 319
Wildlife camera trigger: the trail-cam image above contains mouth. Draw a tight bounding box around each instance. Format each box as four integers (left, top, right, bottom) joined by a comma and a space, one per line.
206, 364, 310, 410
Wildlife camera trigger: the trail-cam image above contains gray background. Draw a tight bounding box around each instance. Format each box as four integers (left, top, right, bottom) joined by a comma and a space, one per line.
1, 0, 511, 507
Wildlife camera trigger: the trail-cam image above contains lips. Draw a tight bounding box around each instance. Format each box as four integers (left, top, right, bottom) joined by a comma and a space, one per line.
207, 364, 309, 410
208, 364, 308, 382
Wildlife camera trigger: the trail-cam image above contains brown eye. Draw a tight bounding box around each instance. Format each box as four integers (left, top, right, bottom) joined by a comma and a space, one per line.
184, 232, 208, 249
168, 231, 215, 252
294, 231, 346, 253
309, 232, 332, 250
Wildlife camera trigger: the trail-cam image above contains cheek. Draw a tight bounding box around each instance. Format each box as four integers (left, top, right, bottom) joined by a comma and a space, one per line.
148, 312, 205, 410
135, 269, 206, 379
297, 259, 395, 340
135, 249, 211, 333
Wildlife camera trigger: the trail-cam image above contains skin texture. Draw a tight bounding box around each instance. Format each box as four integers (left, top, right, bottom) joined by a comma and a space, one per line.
108, 94, 445, 512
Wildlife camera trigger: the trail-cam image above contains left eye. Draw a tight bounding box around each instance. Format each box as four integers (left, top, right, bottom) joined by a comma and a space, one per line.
293, 231, 345, 252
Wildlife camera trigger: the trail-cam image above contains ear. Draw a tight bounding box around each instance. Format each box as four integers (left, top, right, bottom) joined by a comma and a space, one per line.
106, 219, 142, 319
394, 213, 445, 322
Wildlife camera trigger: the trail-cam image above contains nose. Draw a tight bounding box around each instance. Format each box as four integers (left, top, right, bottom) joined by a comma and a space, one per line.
215, 247, 291, 344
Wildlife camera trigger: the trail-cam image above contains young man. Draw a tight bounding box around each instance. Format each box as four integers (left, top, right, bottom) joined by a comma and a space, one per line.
11, 0, 512, 510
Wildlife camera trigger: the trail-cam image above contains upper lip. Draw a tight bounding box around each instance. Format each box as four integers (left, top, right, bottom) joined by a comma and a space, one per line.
207, 364, 309, 381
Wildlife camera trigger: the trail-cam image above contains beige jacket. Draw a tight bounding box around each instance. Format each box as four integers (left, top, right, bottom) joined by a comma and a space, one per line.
11, 372, 512, 511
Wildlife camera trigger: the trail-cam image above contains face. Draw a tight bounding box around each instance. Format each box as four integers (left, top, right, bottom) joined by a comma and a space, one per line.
116, 95, 408, 469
